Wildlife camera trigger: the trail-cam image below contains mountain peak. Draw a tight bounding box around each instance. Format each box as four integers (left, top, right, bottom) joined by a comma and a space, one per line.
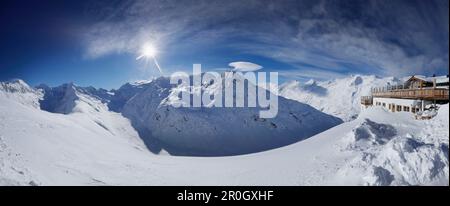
0, 79, 34, 94
305, 79, 316, 85
129, 79, 154, 86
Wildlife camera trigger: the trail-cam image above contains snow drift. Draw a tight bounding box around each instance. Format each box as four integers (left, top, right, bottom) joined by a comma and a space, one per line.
335, 106, 449, 185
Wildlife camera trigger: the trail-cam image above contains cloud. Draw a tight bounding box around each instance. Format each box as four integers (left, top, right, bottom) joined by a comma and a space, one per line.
82, 0, 449, 79
82, 0, 251, 59
278, 68, 347, 80
229, 61, 263, 72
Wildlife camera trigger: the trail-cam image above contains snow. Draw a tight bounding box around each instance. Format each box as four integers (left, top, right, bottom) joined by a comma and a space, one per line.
0, 79, 448, 185
119, 75, 342, 156
0, 79, 42, 109
279, 75, 401, 121
108, 81, 152, 112
37, 83, 79, 114
0, 84, 146, 185
411, 75, 448, 83
333, 106, 448, 185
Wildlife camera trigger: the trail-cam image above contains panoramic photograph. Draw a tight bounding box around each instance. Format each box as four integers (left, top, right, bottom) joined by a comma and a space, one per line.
0, 0, 448, 189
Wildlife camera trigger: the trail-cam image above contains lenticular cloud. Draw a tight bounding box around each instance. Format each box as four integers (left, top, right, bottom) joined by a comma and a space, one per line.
229, 61, 263, 72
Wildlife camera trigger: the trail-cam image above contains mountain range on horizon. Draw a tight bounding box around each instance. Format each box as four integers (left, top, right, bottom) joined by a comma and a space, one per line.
3, 74, 344, 156
1, 73, 448, 186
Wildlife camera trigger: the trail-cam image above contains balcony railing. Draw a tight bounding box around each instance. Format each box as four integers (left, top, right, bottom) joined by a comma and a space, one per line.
372, 87, 449, 101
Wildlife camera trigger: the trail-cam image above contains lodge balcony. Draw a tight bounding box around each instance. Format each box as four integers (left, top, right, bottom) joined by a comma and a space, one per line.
371, 87, 449, 101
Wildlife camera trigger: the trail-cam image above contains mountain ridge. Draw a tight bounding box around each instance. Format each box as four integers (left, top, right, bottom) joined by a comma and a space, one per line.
1, 76, 342, 156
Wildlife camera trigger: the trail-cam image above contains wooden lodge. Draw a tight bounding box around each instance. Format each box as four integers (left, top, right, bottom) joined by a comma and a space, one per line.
360, 75, 449, 116
370, 75, 449, 101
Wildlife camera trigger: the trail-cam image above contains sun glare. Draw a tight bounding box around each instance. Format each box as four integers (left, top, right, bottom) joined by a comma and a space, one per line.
136, 43, 158, 60
141, 43, 157, 58
136, 42, 164, 74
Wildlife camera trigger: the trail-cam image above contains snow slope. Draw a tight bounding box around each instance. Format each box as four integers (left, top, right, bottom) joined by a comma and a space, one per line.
36, 83, 113, 114
0, 79, 447, 185
119, 75, 342, 156
0, 79, 42, 109
108, 80, 152, 112
0, 81, 147, 185
2, 78, 342, 158
279, 75, 401, 121
333, 105, 448, 185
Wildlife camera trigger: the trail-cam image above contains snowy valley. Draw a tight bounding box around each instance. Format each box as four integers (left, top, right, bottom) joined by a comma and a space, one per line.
0, 76, 448, 186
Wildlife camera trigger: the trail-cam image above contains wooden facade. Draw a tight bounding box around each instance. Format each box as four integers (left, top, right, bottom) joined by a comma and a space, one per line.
403, 76, 434, 89
371, 87, 449, 101
370, 76, 449, 101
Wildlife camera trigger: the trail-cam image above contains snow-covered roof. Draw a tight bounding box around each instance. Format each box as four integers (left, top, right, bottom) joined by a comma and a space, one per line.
410, 75, 432, 82
406, 75, 449, 83
435, 76, 449, 84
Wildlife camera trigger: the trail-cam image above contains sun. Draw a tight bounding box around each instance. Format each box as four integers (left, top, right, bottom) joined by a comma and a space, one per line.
137, 43, 158, 60
136, 42, 164, 75
142, 43, 157, 57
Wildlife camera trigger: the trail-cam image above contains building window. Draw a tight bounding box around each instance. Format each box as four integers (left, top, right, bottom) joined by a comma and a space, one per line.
436, 82, 449, 87
397, 105, 402, 111
403, 106, 410, 112
382, 103, 386, 107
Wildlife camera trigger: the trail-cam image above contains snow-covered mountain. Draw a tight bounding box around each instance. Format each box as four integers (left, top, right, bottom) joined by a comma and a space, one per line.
36, 83, 113, 114
113, 75, 342, 156
2, 77, 342, 156
108, 81, 152, 112
279, 75, 401, 121
0, 78, 447, 185
0, 79, 42, 108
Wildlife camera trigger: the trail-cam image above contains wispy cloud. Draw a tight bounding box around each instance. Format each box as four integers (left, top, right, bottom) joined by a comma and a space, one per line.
279, 68, 347, 81
82, 0, 449, 79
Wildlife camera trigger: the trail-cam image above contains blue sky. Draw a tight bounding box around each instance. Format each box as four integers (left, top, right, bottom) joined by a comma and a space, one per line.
0, 0, 448, 89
